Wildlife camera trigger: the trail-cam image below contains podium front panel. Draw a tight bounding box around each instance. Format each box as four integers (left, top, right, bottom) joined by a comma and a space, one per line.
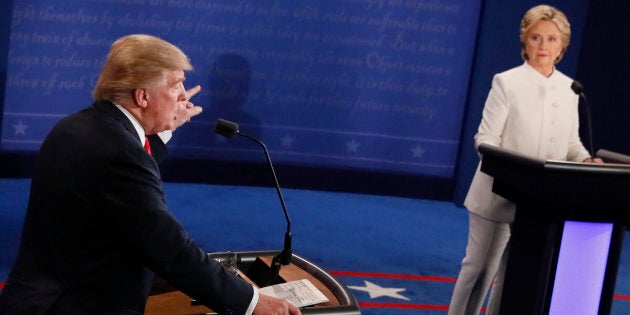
549, 221, 613, 314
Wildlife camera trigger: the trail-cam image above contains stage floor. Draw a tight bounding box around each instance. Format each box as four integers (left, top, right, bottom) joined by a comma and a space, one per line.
2, 178, 630, 314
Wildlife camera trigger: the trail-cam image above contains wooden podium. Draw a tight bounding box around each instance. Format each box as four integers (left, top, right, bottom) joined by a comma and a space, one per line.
145, 250, 361, 315
478, 144, 630, 315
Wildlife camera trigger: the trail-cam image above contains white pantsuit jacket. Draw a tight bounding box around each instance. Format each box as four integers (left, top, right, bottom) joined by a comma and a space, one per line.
464, 62, 591, 223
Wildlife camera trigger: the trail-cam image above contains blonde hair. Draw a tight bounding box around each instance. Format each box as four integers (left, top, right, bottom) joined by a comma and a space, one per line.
92, 34, 193, 102
519, 5, 571, 64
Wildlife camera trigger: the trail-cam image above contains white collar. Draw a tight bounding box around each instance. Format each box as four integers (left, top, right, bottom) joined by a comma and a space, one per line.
114, 104, 146, 146
523, 61, 556, 80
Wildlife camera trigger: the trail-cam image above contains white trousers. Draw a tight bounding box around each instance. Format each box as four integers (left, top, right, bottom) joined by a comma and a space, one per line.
448, 212, 511, 315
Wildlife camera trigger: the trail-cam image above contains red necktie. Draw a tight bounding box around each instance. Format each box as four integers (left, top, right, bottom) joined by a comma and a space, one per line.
144, 136, 152, 155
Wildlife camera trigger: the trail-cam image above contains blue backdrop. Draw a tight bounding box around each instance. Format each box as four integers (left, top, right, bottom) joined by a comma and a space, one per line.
1, 0, 481, 178
2, 0, 626, 201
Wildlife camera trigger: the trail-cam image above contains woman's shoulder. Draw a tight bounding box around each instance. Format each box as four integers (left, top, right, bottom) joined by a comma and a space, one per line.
488, 64, 529, 90
495, 63, 529, 80
549, 68, 574, 84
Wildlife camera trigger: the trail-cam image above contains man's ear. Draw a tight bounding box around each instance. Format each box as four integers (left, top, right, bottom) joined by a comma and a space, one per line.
133, 88, 149, 109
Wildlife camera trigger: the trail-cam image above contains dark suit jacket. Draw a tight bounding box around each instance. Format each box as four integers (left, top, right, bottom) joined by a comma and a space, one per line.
0, 101, 253, 314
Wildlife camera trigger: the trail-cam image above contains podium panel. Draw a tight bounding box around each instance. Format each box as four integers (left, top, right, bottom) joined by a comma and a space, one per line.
478, 144, 630, 315
549, 221, 613, 314
145, 250, 361, 315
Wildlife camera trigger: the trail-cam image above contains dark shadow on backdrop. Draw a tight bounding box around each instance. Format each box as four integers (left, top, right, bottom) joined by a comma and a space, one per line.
169, 54, 263, 156
203, 54, 262, 138
159, 54, 455, 200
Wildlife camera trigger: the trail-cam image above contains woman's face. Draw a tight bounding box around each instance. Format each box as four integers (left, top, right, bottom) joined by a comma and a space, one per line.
525, 20, 564, 74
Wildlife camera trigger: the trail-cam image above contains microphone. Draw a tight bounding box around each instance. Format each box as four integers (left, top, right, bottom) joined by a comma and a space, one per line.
213, 118, 292, 282
571, 81, 595, 159
214, 118, 239, 138
570, 80, 585, 98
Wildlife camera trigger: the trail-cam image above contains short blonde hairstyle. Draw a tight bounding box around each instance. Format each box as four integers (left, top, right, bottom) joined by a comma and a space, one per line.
519, 5, 571, 64
92, 34, 193, 102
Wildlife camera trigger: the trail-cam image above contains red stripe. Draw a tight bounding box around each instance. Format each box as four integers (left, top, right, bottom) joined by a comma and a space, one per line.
615, 294, 630, 301
0, 282, 4, 289
330, 270, 457, 283
360, 301, 449, 310
360, 302, 488, 313
331, 271, 630, 304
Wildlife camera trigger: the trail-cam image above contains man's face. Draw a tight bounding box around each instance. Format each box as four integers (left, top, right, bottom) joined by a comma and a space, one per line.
144, 70, 187, 134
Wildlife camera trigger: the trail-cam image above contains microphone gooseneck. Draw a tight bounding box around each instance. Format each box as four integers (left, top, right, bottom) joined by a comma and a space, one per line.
571, 80, 595, 159
213, 118, 293, 283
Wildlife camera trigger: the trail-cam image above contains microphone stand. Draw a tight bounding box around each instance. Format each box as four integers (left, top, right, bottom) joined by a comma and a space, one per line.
238, 132, 293, 281
571, 81, 595, 158
580, 93, 595, 159
214, 119, 292, 285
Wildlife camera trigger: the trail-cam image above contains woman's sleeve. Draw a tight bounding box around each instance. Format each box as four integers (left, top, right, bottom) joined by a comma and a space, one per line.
474, 75, 510, 152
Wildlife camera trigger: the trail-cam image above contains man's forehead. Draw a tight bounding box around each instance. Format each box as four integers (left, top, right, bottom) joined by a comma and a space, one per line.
166, 70, 186, 83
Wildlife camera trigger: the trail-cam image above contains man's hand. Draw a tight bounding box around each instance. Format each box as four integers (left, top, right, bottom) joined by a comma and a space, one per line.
253, 294, 301, 315
173, 85, 203, 130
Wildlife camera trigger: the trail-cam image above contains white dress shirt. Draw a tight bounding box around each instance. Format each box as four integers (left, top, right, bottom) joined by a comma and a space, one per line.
114, 104, 171, 146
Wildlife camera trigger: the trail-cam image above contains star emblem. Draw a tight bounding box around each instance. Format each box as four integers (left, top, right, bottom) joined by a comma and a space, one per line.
348, 280, 409, 300
281, 134, 295, 148
13, 120, 28, 136
411, 145, 425, 159
346, 139, 360, 153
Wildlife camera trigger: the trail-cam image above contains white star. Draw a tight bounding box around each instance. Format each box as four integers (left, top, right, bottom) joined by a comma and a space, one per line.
281, 134, 295, 148
346, 139, 360, 153
411, 145, 425, 159
348, 280, 409, 300
13, 120, 28, 136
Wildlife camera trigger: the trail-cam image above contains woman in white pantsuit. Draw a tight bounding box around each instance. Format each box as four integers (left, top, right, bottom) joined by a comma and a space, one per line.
448, 5, 602, 315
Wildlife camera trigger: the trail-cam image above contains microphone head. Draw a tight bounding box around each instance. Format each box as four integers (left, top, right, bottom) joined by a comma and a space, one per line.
571, 80, 584, 95
214, 118, 239, 138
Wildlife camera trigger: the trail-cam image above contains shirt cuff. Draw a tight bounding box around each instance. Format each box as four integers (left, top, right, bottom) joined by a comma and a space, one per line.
245, 286, 259, 315
157, 130, 172, 144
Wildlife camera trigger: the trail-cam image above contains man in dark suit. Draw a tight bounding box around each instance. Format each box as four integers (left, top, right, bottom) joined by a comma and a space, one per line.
0, 34, 300, 315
